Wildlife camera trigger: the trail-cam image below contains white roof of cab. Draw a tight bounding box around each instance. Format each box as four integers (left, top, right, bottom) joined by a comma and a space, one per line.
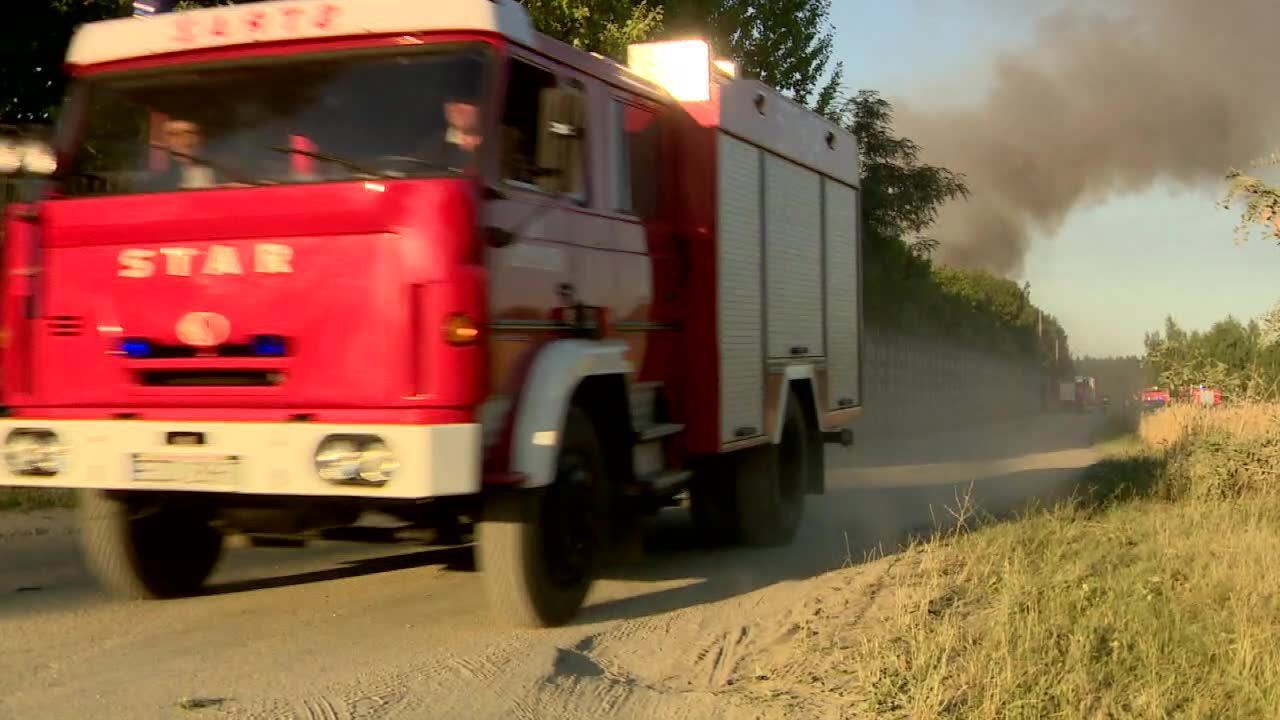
66, 0, 535, 67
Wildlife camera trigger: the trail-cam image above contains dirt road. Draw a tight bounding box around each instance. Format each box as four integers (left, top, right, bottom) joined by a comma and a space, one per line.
0, 412, 1102, 720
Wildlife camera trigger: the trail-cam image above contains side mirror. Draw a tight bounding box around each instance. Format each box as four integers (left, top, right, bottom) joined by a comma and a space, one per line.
535, 87, 586, 195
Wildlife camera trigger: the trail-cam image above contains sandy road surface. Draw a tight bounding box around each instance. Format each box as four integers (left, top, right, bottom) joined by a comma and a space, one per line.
0, 412, 1102, 720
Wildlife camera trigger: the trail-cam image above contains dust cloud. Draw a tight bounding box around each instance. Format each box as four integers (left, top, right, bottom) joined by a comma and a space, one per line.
895, 0, 1280, 275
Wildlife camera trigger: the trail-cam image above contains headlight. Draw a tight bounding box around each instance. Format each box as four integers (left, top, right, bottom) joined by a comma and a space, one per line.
315, 438, 363, 483
4, 429, 68, 476
357, 440, 399, 485
314, 435, 396, 486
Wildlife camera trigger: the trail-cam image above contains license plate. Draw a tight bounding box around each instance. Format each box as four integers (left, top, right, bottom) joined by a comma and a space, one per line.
132, 453, 241, 485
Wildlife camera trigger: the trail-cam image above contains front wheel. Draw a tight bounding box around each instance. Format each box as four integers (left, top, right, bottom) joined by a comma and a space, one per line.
478, 408, 609, 627
78, 490, 224, 599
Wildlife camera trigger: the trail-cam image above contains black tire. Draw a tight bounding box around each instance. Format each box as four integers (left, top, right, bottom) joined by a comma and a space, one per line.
735, 394, 808, 546
688, 457, 739, 546
802, 399, 826, 496
478, 407, 609, 628
78, 490, 224, 599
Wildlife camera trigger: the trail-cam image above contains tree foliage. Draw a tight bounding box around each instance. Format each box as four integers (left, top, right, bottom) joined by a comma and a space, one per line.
1144, 315, 1280, 402
846, 90, 968, 253
1203, 158, 1280, 397
522, 0, 663, 59
0, 1, 129, 123
1222, 155, 1280, 245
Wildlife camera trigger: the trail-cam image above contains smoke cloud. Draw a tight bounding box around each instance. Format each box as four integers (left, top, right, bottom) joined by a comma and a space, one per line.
895, 0, 1280, 275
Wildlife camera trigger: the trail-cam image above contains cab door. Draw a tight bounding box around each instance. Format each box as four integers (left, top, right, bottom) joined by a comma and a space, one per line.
482, 55, 586, 397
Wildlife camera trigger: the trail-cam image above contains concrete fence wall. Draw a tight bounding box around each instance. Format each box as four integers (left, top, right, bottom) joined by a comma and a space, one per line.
853, 329, 1045, 438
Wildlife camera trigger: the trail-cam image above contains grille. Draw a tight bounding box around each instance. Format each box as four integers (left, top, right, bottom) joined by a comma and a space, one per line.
46, 316, 85, 337
138, 370, 284, 387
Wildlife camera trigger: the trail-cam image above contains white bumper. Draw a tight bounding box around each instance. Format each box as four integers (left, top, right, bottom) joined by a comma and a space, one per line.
0, 420, 481, 499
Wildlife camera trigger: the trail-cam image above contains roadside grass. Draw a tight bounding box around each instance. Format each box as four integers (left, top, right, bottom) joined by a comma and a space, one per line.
0, 487, 76, 512
814, 405, 1280, 719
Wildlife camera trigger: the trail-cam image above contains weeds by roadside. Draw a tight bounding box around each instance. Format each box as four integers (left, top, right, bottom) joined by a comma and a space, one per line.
778, 404, 1280, 719
0, 487, 76, 512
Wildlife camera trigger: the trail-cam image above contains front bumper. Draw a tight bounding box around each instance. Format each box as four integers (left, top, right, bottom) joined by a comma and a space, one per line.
0, 420, 481, 499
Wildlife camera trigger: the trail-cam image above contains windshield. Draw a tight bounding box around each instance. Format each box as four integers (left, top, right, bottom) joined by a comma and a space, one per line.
61, 45, 491, 197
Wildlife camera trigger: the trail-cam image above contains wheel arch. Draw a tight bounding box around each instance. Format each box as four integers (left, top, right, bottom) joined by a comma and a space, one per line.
770, 364, 822, 444
771, 364, 827, 495
508, 339, 633, 489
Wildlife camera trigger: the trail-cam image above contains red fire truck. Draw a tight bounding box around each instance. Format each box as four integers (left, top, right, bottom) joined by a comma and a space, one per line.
0, 0, 862, 627
1175, 385, 1223, 407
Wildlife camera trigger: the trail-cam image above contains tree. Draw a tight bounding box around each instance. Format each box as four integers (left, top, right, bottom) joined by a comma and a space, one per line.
1222, 156, 1280, 244
844, 90, 969, 250
1144, 312, 1280, 402
1220, 162, 1280, 346
0, 1, 130, 124
661, 0, 843, 116
523, 0, 664, 59
835, 90, 973, 333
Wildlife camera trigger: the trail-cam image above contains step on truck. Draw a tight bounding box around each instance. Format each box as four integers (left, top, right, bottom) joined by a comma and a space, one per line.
0, 0, 863, 627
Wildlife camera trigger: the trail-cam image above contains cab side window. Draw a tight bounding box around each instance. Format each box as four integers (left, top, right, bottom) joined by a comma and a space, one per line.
499, 59, 589, 203
499, 60, 558, 189
610, 99, 660, 219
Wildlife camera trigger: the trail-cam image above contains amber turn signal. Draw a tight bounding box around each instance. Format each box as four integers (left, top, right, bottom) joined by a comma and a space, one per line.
442, 314, 481, 345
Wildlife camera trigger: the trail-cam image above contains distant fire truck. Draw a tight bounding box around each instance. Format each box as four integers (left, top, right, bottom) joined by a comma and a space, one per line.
1058, 376, 1097, 411
1140, 387, 1170, 410
0, 0, 862, 626
1176, 385, 1223, 407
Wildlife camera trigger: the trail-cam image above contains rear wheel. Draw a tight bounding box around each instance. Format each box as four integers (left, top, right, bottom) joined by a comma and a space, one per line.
735, 393, 808, 546
802, 398, 826, 495
688, 457, 738, 546
478, 407, 608, 627
78, 490, 224, 599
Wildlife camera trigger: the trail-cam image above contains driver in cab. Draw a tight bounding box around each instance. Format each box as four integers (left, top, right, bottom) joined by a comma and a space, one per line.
441, 94, 483, 172
154, 118, 217, 190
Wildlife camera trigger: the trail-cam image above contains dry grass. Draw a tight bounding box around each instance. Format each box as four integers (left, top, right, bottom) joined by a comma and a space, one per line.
780, 405, 1280, 719
1138, 402, 1280, 449
0, 487, 76, 512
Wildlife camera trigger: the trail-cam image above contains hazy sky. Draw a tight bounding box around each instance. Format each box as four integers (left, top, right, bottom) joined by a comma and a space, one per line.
830, 1, 1280, 357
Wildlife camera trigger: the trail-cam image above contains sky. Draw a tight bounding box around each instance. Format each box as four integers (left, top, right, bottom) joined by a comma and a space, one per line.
829, 1, 1280, 358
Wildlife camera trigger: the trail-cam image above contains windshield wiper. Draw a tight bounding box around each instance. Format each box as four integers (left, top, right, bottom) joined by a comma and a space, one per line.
266, 146, 384, 178
148, 145, 262, 186
376, 155, 454, 173
268, 147, 459, 178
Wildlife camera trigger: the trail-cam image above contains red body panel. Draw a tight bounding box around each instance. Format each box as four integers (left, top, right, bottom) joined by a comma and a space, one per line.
8, 181, 489, 420
675, 125, 723, 455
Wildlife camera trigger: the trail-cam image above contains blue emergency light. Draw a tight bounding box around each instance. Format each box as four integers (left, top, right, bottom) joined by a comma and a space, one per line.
121, 338, 153, 359
252, 335, 288, 357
